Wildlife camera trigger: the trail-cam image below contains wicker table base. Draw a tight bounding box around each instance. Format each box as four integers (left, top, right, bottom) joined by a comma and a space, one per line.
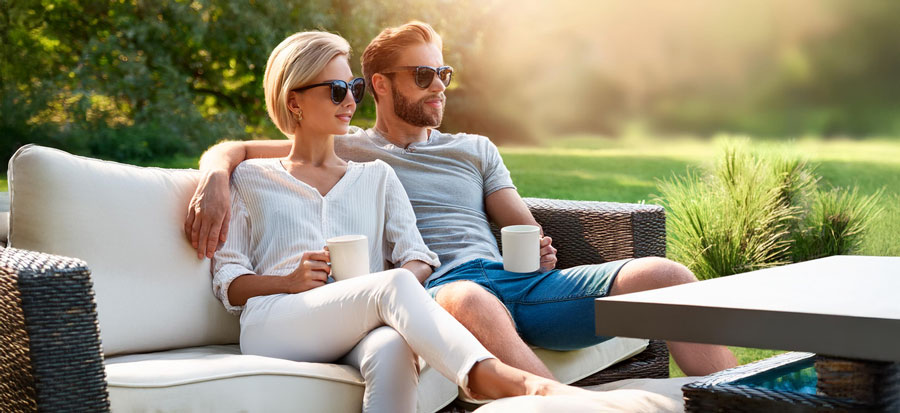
683, 352, 900, 412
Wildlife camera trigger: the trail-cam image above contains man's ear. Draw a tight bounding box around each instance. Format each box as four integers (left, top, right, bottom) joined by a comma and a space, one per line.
371, 73, 391, 102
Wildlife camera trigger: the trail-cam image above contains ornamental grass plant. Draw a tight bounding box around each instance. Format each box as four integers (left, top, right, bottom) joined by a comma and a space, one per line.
792, 187, 885, 262
656, 139, 883, 280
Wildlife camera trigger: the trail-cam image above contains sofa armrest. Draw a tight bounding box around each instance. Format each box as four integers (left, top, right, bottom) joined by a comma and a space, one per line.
493, 198, 666, 268
0, 246, 109, 412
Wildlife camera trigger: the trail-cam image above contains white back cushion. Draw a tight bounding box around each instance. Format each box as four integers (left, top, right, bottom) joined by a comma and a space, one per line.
8, 145, 239, 356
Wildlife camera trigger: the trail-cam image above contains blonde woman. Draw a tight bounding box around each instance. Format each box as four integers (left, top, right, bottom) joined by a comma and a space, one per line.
211, 31, 592, 412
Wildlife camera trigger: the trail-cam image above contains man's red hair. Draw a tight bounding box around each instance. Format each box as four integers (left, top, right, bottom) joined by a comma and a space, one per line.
361, 21, 443, 101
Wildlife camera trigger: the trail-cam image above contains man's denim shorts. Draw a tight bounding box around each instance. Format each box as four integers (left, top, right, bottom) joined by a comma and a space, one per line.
425, 258, 633, 351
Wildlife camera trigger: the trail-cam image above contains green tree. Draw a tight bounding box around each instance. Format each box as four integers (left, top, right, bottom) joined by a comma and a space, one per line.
1, 0, 507, 165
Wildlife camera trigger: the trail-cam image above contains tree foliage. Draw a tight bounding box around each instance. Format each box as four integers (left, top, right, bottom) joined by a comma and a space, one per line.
2, 1, 898, 166
0, 0, 500, 164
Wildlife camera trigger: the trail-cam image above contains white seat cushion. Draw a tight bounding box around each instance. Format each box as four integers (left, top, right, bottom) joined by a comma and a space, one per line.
105, 344, 455, 413
105, 337, 648, 413
473, 377, 696, 413
538, 337, 648, 384
8, 145, 239, 356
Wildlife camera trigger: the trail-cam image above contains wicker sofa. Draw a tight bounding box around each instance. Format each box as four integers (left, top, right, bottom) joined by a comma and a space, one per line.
0, 144, 669, 412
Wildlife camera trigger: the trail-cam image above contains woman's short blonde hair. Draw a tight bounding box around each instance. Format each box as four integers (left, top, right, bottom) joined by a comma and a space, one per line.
264, 31, 351, 136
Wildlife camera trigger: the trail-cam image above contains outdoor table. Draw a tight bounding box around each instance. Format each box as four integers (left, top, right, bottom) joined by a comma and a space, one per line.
594, 255, 900, 411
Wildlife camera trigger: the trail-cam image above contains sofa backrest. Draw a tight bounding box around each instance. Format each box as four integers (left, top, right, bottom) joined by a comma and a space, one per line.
8, 145, 239, 356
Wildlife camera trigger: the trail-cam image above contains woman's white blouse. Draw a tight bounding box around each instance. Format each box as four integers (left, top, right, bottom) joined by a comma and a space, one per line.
213, 158, 440, 314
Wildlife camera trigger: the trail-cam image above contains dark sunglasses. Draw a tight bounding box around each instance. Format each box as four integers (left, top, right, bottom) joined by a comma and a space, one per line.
292, 77, 365, 104
381, 65, 454, 89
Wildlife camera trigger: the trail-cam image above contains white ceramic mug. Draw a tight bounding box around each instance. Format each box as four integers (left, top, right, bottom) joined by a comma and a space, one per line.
501, 225, 541, 273
325, 235, 369, 281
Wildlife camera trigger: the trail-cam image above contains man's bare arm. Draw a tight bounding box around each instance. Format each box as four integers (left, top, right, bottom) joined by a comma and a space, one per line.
485, 188, 558, 271
485, 188, 539, 229
198, 139, 294, 173
185, 140, 293, 259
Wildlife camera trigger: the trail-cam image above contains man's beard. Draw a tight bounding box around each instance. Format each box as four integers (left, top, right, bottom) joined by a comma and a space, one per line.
392, 88, 444, 128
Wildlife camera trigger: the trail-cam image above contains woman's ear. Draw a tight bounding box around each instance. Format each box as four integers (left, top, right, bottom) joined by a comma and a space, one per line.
287, 91, 302, 115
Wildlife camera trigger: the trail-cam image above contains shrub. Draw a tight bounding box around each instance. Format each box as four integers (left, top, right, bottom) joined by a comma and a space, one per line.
792, 187, 884, 262
657, 145, 796, 280
657, 139, 882, 279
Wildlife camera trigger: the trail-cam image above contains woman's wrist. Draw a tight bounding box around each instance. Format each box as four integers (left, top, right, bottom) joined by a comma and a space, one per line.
401, 260, 433, 284
278, 274, 301, 294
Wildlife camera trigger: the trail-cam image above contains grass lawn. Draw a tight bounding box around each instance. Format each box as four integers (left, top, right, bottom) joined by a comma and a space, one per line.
501, 135, 900, 257
500, 135, 900, 376
2, 135, 897, 377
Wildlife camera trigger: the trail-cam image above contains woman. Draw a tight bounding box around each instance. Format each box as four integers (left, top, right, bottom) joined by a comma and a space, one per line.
212, 31, 589, 412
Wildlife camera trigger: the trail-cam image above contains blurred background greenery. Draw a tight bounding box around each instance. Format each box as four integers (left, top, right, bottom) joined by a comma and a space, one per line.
2, 0, 900, 166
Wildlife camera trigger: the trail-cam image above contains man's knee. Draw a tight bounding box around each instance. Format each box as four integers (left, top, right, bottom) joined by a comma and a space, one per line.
648, 257, 697, 286
615, 257, 698, 292
434, 281, 505, 321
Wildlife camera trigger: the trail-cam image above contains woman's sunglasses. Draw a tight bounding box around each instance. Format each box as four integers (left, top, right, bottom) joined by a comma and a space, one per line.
292, 77, 366, 104
381, 66, 454, 89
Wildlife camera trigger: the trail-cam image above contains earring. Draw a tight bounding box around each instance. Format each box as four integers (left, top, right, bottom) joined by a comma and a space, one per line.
294, 109, 303, 123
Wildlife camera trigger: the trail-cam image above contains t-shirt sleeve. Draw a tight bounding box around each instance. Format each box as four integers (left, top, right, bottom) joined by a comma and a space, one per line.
480, 136, 517, 197
212, 187, 254, 315
381, 164, 441, 269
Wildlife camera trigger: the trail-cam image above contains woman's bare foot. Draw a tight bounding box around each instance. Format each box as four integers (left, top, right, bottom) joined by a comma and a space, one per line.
467, 358, 596, 400
523, 375, 595, 397
467, 359, 525, 399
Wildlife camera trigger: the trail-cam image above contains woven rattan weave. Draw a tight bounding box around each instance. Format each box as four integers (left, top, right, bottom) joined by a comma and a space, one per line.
683, 351, 900, 412
0, 247, 109, 412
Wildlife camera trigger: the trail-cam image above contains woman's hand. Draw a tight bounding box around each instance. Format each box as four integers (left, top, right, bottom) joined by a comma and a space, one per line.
185, 169, 232, 259
285, 250, 331, 293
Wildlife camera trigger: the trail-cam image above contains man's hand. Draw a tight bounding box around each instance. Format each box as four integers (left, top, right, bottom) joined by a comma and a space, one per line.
285, 250, 331, 293
485, 188, 556, 272
539, 235, 558, 272
184, 169, 231, 259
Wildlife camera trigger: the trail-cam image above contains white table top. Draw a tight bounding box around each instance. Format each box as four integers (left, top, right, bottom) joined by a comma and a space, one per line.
595, 256, 900, 362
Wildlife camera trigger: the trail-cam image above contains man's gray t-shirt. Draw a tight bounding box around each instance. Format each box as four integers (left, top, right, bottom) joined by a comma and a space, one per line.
334, 127, 516, 282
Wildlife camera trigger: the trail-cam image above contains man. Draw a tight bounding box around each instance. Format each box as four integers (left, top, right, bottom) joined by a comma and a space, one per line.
185, 21, 737, 378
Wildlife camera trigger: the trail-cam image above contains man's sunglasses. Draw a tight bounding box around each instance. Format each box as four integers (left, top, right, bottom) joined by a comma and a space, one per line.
292, 77, 366, 104
381, 66, 454, 89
